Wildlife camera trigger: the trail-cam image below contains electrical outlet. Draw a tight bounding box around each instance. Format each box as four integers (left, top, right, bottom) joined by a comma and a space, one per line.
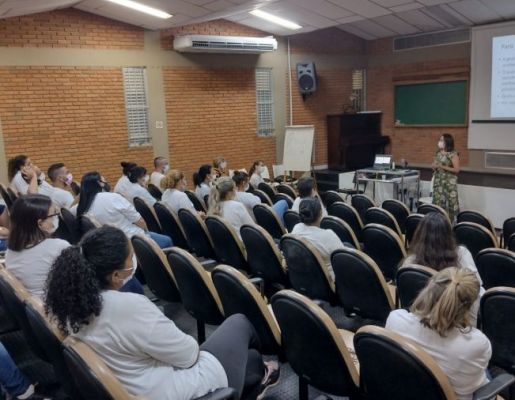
155, 121, 164, 129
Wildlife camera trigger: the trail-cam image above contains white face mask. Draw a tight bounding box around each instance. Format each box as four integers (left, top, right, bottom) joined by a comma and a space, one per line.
163, 164, 170, 174
220, 161, 227, 170
143, 175, 150, 185
121, 254, 137, 287
47, 215, 59, 234
438, 140, 445, 150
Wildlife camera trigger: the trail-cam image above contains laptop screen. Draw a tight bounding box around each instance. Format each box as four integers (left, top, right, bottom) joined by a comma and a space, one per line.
374, 154, 392, 168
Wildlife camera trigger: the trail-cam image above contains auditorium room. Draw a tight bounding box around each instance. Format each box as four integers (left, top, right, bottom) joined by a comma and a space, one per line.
1, 0, 515, 399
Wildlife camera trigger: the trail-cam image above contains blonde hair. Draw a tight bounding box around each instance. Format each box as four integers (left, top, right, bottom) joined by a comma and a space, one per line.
411, 267, 479, 337
208, 177, 234, 217
161, 169, 184, 190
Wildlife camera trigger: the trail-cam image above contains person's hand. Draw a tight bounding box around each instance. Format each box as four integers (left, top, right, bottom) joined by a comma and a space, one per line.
198, 211, 207, 220
22, 165, 36, 180
431, 161, 439, 171
0, 227, 9, 238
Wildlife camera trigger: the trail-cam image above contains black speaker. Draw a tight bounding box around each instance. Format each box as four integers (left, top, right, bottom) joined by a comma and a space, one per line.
297, 62, 317, 94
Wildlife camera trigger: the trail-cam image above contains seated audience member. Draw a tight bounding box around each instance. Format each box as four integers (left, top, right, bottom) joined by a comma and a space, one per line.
114, 161, 137, 199
150, 156, 169, 190
45, 226, 279, 400
208, 177, 255, 237
402, 212, 483, 325
161, 170, 197, 214
125, 166, 156, 208
5, 194, 69, 298
386, 267, 490, 400
8, 155, 42, 195
291, 198, 344, 280
77, 172, 172, 249
193, 164, 213, 206
39, 163, 75, 209
249, 160, 266, 189
212, 156, 228, 179
0, 204, 9, 252
291, 177, 327, 217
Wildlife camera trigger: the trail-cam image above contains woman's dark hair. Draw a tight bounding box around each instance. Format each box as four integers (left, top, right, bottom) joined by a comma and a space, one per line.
299, 197, 322, 225
193, 164, 212, 187
8, 194, 52, 251
77, 172, 103, 217
297, 177, 315, 198
121, 161, 137, 177
45, 226, 130, 335
442, 133, 455, 152
409, 212, 458, 271
249, 160, 263, 177
232, 171, 249, 187
8, 155, 28, 181
127, 166, 147, 184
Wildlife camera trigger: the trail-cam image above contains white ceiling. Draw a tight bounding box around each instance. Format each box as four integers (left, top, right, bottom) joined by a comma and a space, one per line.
0, 0, 514, 39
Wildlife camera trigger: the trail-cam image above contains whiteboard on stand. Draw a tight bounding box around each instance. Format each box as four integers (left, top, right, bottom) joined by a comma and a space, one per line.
282, 125, 315, 172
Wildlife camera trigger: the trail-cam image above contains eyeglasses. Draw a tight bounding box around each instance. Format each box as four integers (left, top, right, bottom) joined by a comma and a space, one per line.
46, 212, 60, 219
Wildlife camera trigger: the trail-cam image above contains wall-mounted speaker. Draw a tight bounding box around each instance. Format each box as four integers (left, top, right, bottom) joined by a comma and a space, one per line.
297, 62, 317, 95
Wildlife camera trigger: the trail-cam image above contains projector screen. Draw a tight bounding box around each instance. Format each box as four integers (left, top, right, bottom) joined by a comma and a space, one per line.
469, 21, 515, 150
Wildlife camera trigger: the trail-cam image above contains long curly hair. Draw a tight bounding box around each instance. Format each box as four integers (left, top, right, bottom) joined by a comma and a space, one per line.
44, 226, 130, 335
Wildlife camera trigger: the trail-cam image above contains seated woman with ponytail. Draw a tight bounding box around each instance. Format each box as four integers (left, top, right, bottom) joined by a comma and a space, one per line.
124, 165, 157, 208
45, 226, 279, 400
386, 267, 491, 400
114, 161, 137, 199
193, 165, 213, 206
162, 170, 198, 214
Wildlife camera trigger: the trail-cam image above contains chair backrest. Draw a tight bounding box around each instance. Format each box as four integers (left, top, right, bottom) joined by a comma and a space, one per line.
280, 234, 337, 303
240, 224, 288, 287
509, 233, 515, 252
283, 210, 301, 232
133, 197, 162, 234
323, 190, 345, 209
167, 248, 224, 326
503, 217, 515, 249
63, 337, 136, 400
271, 290, 359, 397
131, 235, 181, 303
382, 199, 410, 234
258, 182, 276, 203
453, 222, 498, 259
80, 214, 102, 236
60, 208, 81, 244
253, 204, 286, 240
354, 325, 457, 400
351, 194, 375, 221
253, 188, 273, 206
204, 194, 209, 209
332, 248, 394, 323
0, 183, 14, 210
6, 187, 18, 202
362, 223, 406, 281
178, 209, 215, 259
185, 190, 206, 212
205, 216, 248, 272
328, 201, 363, 241
405, 213, 424, 247
277, 184, 296, 199
417, 203, 450, 222
153, 202, 189, 250
480, 287, 515, 374
212, 265, 281, 355
396, 264, 436, 309
476, 248, 515, 289
320, 216, 360, 249
364, 207, 403, 237
457, 210, 496, 236
274, 193, 293, 208
147, 184, 162, 200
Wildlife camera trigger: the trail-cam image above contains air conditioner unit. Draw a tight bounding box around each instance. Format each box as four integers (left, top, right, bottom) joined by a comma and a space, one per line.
173, 34, 278, 54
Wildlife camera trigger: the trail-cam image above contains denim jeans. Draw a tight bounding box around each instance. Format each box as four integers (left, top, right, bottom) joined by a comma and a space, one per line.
272, 199, 289, 225
147, 231, 173, 249
0, 342, 30, 397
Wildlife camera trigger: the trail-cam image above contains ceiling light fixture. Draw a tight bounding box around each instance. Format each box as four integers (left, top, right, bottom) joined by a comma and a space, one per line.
249, 9, 302, 30
105, 0, 172, 19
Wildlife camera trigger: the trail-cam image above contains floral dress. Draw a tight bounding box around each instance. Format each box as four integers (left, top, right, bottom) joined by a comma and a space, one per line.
432, 150, 459, 222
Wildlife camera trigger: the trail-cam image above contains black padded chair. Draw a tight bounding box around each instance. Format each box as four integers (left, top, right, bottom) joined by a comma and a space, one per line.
205, 216, 249, 272
364, 207, 403, 238
405, 213, 424, 248
258, 182, 276, 203
59, 208, 81, 244
154, 202, 189, 250
351, 194, 375, 222
509, 233, 515, 252
323, 190, 345, 209
271, 290, 360, 400
502, 217, 515, 249
253, 204, 286, 240
185, 190, 206, 212
133, 197, 162, 234
362, 223, 406, 281
328, 202, 364, 242
6, 187, 18, 203
457, 210, 496, 237
382, 199, 410, 234
79, 214, 101, 237
280, 234, 338, 305
396, 264, 435, 309
320, 216, 360, 249
167, 248, 224, 343
204, 194, 209, 209
283, 210, 301, 232
332, 248, 395, 324
454, 222, 499, 259
147, 184, 162, 201
277, 183, 296, 199
131, 235, 181, 304
212, 265, 281, 355
178, 208, 216, 259
354, 325, 514, 400
0, 183, 14, 211
476, 248, 515, 289
253, 188, 273, 206
274, 193, 294, 208
417, 203, 449, 221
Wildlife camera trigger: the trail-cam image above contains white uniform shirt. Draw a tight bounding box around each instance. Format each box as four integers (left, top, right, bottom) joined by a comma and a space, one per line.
162, 189, 195, 214
74, 290, 227, 400
250, 173, 264, 189
219, 200, 255, 237
195, 183, 211, 205
114, 175, 131, 199
234, 191, 260, 215
386, 309, 491, 400
125, 182, 157, 208
290, 223, 344, 280
38, 183, 74, 209
150, 171, 165, 189
292, 196, 328, 218
5, 238, 70, 298
10, 171, 29, 195
88, 192, 144, 238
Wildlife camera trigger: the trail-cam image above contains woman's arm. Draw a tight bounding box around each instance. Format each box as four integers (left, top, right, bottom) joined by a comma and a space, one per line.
439, 154, 460, 174
134, 217, 148, 231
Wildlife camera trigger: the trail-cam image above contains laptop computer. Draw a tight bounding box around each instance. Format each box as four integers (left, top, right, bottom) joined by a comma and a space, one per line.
372, 154, 392, 170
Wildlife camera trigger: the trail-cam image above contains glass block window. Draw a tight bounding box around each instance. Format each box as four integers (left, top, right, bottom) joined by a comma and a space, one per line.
123, 67, 151, 146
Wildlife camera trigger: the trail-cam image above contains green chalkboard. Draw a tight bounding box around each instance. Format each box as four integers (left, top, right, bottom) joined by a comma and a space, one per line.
394, 80, 467, 126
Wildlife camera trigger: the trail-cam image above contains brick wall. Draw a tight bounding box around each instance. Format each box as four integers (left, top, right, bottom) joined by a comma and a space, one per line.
0, 9, 144, 49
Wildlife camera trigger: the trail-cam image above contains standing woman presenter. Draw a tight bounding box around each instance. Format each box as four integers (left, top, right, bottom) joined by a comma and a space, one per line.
432, 133, 460, 222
